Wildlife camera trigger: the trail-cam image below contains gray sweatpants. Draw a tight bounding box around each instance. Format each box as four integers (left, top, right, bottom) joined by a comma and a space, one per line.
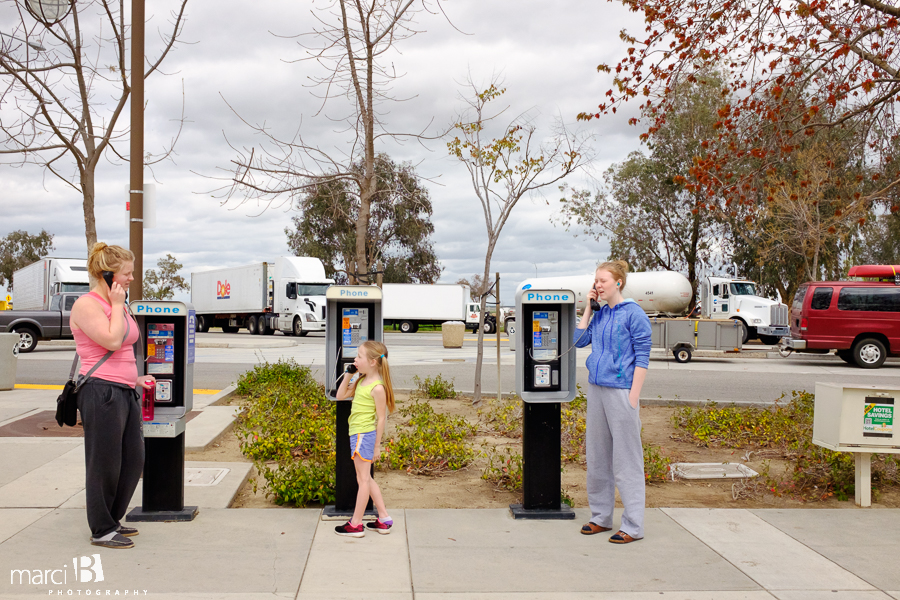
586, 384, 645, 539
77, 379, 145, 538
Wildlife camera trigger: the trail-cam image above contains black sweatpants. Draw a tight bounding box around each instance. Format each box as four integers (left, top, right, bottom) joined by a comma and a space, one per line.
77, 378, 145, 538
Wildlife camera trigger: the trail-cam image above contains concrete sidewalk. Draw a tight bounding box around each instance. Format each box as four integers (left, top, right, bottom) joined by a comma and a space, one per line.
1, 389, 899, 599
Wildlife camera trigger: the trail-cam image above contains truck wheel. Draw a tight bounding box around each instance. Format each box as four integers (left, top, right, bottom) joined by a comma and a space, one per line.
673, 346, 692, 364
222, 325, 240, 334
836, 349, 854, 364
12, 326, 38, 353
196, 315, 210, 333
399, 320, 417, 334
247, 315, 260, 335
262, 318, 275, 335
758, 334, 781, 346
733, 319, 749, 345
853, 338, 886, 369
482, 320, 496, 334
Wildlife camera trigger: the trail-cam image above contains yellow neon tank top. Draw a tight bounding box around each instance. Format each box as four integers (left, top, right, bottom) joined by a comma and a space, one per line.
348, 377, 383, 435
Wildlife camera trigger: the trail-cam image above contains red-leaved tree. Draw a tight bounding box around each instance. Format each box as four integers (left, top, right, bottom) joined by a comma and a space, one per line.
580, 0, 900, 219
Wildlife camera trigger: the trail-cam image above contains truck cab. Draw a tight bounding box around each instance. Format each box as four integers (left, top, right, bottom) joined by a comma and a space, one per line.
272, 257, 334, 336
700, 276, 789, 344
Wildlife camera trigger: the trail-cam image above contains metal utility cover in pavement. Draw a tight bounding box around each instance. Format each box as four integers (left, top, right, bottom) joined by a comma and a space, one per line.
184, 467, 230, 486
671, 463, 758, 480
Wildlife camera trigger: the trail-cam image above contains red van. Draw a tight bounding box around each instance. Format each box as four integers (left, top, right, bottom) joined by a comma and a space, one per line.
781, 265, 900, 368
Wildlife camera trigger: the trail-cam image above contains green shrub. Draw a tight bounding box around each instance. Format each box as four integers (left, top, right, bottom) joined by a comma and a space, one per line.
233, 360, 336, 506
672, 390, 900, 501
644, 443, 672, 483
412, 374, 458, 399
477, 395, 523, 439
378, 400, 477, 474
481, 445, 524, 491
561, 386, 587, 463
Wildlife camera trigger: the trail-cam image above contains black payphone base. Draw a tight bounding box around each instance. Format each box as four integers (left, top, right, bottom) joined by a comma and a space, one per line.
126, 506, 199, 522
509, 503, 575, 520
320, 505, 378, 521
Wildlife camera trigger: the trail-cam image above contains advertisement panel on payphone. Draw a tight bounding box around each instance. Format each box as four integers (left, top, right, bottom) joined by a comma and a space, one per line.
341, 308, 369, 358
525, 307, 562, 390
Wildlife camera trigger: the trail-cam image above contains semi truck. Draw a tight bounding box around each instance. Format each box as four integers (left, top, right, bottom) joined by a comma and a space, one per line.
12, 257, 90, 310
512, 270, 789, 345
382, 283, 510, 333
191, 257, 333, 336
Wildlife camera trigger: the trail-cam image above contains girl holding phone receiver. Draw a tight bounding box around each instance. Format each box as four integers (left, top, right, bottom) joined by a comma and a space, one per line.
573, 260, 651, 544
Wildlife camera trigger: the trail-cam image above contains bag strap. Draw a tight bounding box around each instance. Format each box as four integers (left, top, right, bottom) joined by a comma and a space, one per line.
74, 312, 131, 392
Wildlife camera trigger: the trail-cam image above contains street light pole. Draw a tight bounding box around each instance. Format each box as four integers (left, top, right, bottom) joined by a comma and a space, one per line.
128, 0, 144, 300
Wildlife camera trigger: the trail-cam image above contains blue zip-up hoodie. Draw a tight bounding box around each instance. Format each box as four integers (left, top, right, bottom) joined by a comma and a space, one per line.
573, 298, 652, 389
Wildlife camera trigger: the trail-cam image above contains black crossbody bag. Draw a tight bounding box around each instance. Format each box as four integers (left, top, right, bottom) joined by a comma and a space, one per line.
55, 316, 130, 427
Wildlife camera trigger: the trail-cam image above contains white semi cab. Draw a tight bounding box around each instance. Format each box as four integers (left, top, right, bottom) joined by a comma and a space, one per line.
382, 283, 500, 333
191, 257, 333, 336
12, 257, 90, 310
700, 276, 789, 344
514, 271, 788, 345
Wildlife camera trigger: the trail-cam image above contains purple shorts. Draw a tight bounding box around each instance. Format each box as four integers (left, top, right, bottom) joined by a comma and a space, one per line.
350, 431, 376, 462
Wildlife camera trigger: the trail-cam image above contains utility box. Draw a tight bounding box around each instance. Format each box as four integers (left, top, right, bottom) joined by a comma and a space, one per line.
442, 321, 464, 348
813, 383, 898, 452
0, 332, 18, 391
813, 383, 899, 508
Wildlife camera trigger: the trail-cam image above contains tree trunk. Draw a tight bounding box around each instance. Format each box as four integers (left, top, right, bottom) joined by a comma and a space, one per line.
82, 167, 97, 252
472, 243, 494, 405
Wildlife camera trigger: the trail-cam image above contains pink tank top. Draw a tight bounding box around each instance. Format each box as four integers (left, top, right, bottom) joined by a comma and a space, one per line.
73, 292, 140, 387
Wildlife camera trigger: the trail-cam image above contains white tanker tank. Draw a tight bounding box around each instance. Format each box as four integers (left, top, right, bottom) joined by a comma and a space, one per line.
517, 271, 693, 315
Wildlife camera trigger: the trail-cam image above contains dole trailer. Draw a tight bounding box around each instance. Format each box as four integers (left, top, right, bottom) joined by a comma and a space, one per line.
191, 257, 334, 336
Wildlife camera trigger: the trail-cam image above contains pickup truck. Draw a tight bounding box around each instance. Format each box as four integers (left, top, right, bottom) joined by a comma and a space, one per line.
0, 292, 83, 353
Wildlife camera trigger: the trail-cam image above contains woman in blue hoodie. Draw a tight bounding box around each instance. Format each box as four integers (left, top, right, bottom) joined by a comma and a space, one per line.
573, 260, 652, 543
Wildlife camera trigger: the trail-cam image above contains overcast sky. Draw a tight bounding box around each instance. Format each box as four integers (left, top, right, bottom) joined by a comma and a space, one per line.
1, 0, 647, 303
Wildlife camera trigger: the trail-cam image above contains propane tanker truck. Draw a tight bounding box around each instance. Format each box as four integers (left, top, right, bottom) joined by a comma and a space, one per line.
510, 271, 789, 346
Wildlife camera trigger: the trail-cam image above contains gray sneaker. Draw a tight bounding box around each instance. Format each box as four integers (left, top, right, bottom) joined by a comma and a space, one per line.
91, 533, 134, 549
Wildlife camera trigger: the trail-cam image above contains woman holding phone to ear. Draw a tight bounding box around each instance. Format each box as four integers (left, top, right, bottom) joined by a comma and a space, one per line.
69, 243, 154, 549
573, 260, 652, 544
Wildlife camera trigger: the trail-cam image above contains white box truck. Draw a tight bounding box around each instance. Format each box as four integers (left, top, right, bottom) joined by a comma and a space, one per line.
382, 283, 503, 333
191, 257, 334, 336
12, 257, 90, 310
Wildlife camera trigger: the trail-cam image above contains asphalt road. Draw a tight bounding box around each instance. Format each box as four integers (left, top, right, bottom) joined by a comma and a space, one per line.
13, 331, 900, 405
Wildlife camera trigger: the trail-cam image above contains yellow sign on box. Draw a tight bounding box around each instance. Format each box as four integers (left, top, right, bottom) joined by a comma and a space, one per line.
532, 320, 540, 333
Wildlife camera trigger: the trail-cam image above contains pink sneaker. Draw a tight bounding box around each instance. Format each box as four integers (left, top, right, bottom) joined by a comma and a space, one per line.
334, 521, 365, 537
365, 518, 393, 535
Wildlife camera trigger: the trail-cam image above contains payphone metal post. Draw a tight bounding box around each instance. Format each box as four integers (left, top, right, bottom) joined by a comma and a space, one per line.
324, 285, 383, 520
512, 287, 577, 520
126, 300, 199, 523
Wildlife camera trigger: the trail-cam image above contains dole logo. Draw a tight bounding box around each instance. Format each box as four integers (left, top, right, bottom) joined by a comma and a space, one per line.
217, 280, 231, 299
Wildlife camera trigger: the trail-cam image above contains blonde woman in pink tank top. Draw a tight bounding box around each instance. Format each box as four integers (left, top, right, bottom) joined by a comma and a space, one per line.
69, 243, 154, 550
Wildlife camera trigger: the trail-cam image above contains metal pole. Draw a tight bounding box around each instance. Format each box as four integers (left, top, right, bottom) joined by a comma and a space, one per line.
128, 0, 144, 301
496, 271, 501, 402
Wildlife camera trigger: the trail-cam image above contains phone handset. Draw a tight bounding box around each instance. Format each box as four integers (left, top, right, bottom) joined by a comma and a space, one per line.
102, 270, 128, 301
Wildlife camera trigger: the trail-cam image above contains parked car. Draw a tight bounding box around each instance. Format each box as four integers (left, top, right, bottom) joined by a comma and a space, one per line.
780, 265, 900, 368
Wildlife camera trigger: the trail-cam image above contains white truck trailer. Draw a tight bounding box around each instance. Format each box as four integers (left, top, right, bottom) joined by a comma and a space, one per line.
382, 283, 506, 333
191, 257, 333, 336
12, 257, 90, 310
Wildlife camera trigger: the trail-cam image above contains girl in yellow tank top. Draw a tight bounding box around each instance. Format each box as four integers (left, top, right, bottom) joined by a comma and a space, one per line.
334, 340, 396, 537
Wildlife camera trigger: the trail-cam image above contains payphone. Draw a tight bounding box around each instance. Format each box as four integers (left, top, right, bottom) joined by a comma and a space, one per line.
512, 287, 577, 519
324, 286, 383, 518
126, 300, 198, 523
